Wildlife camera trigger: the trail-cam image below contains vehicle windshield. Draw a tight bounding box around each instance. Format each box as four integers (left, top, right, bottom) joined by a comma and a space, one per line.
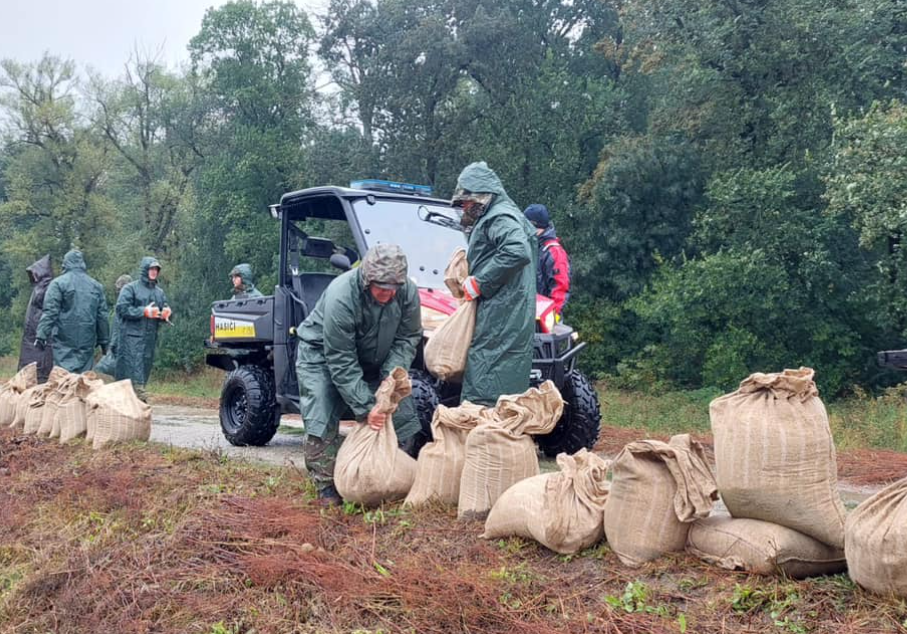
352, 198, 467, 289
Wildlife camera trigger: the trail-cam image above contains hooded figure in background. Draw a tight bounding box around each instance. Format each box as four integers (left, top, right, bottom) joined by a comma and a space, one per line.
18, 255, 55, 382
295, 243, 422, 503
35, 250, 109, 374
115, 257, 171, 401
94, 274, 133, 376
523, 203, 571, 315
230, 263, 264, 299
451, 161, 536, 406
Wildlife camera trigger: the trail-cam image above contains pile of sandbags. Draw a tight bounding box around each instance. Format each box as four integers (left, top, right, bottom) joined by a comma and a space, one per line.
405, 401, 485, 506
22, 367, 71, 434
845, 476, 907, 597
688, 368, 848, 576
334, 368, 417, 507
1, 363, 37, 426
424, 248, 476, 383
604, 434, 717, 567
483, 449, 610, 554
458, 380, 564, 520
87, 379, 153, 449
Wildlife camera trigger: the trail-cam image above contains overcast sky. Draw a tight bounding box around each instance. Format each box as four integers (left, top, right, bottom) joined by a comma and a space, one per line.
1, 0, 328, 78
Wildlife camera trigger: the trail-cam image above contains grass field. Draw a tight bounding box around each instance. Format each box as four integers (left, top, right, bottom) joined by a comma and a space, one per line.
2, 430, 906, 634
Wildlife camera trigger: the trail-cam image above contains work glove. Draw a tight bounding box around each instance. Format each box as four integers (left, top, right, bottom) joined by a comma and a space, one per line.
461, 276, 481, 301
143, 302, 161, 319
34, 338, 46, 350
161, 306, 172, 322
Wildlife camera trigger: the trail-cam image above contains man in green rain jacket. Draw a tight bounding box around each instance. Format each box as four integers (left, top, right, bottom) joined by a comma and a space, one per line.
230, 263, 264, 299
295, 244, 422, 503
35, 249, 110, 373
452, 161, 536, 406
94, 274, 133, 376
115, 257, 171, 401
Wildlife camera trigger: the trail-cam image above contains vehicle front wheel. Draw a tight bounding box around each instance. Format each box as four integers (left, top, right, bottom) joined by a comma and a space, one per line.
220, 364, 280, 447
537, 370, 601, 458
406, 370, 441, 458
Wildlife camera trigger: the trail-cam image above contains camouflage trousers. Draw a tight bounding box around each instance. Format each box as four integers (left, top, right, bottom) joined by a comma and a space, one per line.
303, 428, 342, 492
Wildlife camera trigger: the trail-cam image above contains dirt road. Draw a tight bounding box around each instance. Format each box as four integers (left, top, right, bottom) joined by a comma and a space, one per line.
151, 403, 881, 507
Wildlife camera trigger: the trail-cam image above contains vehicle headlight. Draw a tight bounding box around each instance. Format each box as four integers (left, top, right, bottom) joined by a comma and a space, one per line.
541, 309, 556, 334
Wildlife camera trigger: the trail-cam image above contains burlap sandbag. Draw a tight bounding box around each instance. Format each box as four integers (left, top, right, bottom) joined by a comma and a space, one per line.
1, 363, 37, 427
23, 384, 54, 435
483, 449, 611, 554
89, 380, 152, 449
38, 374, 76, 437
334, 368, 418, 507
0, 386, 19, 428
424, 248, 477, 383
405, 401, 486, 506
845, 476, 907, 597
709, 367, 846, 548
687, 515, 846, 579
58, 374, 104, 443
604, 434, 717, 567
13, 385, 40, 429
458, 381, 564, 520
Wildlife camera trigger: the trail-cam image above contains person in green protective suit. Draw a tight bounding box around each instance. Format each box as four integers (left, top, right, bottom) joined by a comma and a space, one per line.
295, 243, 422, 503
230, 263, 264, 299
35, 249, 110, 373
451, 161, 536, 406
115, 257, 171, 401
94, 274, 133, 376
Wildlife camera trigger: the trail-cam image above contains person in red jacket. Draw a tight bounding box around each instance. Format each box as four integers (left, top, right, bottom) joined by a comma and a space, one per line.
523, 204, 571, 315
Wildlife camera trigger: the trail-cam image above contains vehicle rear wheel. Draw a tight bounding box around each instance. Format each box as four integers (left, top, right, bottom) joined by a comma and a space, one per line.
407, 370, 441, 458
220, 365, 280, 447
537, 370, 601, 458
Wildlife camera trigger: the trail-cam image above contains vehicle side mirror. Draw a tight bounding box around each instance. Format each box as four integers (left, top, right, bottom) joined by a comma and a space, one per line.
330, 253, 351, 271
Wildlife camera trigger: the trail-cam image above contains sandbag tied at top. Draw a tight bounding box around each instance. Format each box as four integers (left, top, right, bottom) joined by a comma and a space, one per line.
58, 372, 105, 443
22, 367, 71, 435
405, 401, 486, 507
709, 367, 846, 548
424, 248, 476, 383
87, 379, 152, 449
687, 515, 846, 579
0, 362, 37, 427
334, 368, 417, 507
458, 380, 564, 520
845, 476, 907, 598
604, 434, 717, 567
483, 448, 611, 555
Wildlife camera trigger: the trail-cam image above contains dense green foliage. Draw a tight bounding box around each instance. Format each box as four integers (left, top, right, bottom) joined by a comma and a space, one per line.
1, 0, 905, 394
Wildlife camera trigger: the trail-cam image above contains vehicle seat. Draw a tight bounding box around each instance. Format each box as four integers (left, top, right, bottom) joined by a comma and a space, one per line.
297, 273, 336, 317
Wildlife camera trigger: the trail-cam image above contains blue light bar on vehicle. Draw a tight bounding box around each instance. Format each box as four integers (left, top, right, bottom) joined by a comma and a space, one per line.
350, 179, 434, 197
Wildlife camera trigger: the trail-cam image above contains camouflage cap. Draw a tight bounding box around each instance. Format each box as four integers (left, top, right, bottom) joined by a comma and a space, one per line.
361, 244, 408, 288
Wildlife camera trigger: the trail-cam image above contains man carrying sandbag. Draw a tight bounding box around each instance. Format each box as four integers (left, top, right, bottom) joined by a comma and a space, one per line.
295, 244, 422, 505
451, 161, 536, 406
35, 249, 110, 373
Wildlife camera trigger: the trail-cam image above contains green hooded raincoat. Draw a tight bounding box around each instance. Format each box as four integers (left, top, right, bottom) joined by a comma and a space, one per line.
35, 250, 109, 373
231, 263, 264, 299
457, 162, 536, 405
115, 257, 168, 386
295, 259, 422, 441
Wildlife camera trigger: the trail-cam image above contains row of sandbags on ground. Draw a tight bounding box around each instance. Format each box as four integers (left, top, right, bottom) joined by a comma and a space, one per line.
0, 362, 152, 449
706, 367, 907, 597
330, 368, 567, 517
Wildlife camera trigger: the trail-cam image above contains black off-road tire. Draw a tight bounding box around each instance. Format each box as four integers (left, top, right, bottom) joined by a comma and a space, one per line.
407, 370, 441, 458
220, 364, 281, 447
537, 370, 601, 458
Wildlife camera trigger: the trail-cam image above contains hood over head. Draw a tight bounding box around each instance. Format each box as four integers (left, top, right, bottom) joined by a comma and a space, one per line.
26, 255, 53, 285
62, 250, 86, 273
229, 263, 255, 289
140, 256, 162, 284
